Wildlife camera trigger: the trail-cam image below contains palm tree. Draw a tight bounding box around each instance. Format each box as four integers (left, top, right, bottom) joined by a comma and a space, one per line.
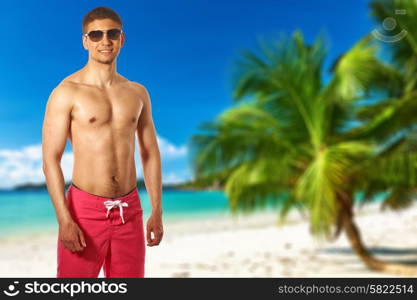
359, 0, 417, 160
189, 29, 417, 275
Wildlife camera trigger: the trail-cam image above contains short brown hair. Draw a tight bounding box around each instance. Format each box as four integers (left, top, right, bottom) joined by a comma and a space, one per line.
82, 6, 123, 33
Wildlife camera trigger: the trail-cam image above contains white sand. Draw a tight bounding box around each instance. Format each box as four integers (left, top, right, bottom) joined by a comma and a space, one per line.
1, 202, 417, 277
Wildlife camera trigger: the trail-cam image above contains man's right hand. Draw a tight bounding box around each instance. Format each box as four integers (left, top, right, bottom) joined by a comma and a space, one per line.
59, 220, 87, 252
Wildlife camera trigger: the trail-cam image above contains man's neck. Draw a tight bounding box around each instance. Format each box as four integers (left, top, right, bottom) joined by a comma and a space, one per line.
82, 59, 118, 87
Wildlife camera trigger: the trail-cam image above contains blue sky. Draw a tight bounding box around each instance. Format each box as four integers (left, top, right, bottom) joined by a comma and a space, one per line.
0, 0, 377, 188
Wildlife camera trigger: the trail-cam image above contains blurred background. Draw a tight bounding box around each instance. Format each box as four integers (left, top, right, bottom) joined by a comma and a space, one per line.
1, 0, 417, 277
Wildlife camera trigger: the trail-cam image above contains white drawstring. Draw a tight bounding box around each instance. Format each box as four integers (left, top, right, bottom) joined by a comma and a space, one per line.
104, 200, 129, 224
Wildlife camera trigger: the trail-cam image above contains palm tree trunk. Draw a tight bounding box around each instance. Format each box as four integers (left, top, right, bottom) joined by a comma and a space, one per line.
338, 191, 417, 276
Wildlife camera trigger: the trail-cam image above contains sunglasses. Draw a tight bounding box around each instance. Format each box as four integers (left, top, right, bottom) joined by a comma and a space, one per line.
84, 28, 122, 42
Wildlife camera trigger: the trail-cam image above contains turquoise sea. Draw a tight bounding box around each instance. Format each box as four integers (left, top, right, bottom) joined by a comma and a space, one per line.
0, 188, 282, 236
0, 187, 384, 236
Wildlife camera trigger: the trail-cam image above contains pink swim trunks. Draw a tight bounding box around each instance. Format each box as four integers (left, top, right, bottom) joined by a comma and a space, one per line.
57, 183, 145, 278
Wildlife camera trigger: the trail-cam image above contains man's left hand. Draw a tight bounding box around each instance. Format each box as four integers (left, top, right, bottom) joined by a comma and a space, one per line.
146, 212, 163, 246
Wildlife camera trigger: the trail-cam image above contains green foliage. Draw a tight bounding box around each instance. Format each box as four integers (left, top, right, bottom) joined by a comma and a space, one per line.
190, 1, 417, 239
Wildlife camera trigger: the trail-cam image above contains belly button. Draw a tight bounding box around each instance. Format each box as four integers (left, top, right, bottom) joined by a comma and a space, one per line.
89, 117, 96, 123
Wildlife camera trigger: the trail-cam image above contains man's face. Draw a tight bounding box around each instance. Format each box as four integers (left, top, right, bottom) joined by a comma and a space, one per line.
83, 18, 125, 65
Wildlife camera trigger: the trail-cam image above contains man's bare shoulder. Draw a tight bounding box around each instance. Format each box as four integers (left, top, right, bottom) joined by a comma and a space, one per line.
126, 80, 144, 89
48, 83, 74, 105
47, 73, 82, 109
125, 80, 150, 103
60, 70, 85, 88
55, 70, 83, 89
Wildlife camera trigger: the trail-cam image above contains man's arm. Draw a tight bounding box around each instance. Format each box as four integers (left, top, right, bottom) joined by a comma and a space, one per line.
42, 84, 86, 252
136, 84, 163, 246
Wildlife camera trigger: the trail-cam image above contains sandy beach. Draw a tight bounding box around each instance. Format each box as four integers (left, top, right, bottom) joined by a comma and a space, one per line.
1, 202, 416, 278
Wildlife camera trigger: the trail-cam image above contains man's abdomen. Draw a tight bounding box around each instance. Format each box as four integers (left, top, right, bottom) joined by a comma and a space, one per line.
70, 131, 137, 198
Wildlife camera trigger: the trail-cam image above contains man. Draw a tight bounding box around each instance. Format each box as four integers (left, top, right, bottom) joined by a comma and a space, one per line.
42, 6, 163, 278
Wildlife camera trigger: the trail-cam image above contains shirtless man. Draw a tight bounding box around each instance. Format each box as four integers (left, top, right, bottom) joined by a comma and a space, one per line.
42, 6, 163, 278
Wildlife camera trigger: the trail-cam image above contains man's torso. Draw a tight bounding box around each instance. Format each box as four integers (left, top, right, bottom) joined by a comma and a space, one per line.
61, 72, 144, 198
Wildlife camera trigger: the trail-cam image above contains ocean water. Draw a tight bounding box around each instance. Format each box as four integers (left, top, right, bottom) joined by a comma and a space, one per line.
0, 188, 281, 236
0, 187, 384, 236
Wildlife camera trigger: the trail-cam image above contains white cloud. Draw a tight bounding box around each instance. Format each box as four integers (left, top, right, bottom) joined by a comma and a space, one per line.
162, 171, 192, 184
0, 135, 190, 189
0, 144, 45, 188
156, 136, 188, 159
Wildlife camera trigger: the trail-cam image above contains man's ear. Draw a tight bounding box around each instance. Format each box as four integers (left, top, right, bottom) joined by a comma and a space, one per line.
82, 35, 88, 50
120, 32, 125, 48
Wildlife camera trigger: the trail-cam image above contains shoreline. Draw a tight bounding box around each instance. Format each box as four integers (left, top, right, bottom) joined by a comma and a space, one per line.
1, 201, 416, 277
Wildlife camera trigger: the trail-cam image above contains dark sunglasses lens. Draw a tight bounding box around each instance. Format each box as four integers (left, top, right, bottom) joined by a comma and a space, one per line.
88, 31, 103, 42
108, 29, 121, 40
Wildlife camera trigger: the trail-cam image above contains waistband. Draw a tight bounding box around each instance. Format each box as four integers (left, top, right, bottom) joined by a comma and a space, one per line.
68, 183, 140, 224
69, 182, 138, 201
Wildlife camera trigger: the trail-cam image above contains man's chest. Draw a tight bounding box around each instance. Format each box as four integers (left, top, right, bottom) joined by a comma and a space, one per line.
71, 87, 143, 128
